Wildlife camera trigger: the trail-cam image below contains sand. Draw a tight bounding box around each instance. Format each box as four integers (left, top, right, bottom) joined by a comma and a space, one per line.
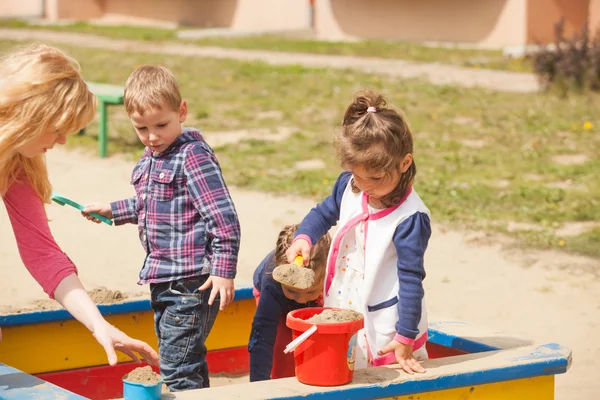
307, 309, 363, 323
123, 366, 162, 385
88, 287, 128, 304
272, 264, 315, 289
0, 147, 598, 399
0, 287, 143, 315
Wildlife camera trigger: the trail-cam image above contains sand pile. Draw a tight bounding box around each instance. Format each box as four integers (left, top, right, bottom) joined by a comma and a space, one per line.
273, 264, 315, 289
123, 366, 162, 385
306, 309, 363, 323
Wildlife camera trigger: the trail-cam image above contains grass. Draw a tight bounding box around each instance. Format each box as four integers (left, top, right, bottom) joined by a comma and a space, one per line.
0, 19, 178, 41
565, 228, 600, 258
0, 39, 597, 258
0, 19, 532, 73
189, 36, 531, 73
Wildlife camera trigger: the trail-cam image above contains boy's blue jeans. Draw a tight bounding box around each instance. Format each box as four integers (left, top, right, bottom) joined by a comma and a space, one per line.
150, 275, 220, 391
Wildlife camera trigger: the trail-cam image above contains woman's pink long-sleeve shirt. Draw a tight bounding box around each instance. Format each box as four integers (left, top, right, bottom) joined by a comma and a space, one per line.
3, 179, 77, 298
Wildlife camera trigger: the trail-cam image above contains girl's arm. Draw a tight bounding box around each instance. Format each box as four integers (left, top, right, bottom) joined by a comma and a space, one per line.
393, 212, 431, 343
3, 179, 158, 365
294, 171, 351, 247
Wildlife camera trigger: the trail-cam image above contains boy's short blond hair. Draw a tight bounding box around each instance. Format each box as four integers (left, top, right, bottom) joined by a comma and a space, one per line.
124, 65, 182, 116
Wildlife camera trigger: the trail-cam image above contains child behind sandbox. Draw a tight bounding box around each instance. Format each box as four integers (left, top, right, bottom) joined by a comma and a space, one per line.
248, 224, 331, 382
83, 65, 241, 391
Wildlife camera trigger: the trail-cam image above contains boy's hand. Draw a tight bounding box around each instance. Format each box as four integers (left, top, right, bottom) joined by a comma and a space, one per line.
199, 276, 234, 310
82, 203, 113, 224
378, 340, 426, 375
285, 238, 311, 266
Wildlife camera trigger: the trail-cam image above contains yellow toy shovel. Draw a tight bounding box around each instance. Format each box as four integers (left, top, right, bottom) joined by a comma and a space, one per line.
272, 256, 316, 290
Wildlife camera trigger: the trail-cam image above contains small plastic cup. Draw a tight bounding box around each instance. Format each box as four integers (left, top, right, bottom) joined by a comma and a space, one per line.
122, 377, 163, 400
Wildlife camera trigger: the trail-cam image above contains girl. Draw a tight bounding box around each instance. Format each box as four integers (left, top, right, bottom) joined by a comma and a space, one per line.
0, 43, 158, 366
249, 224, 331, 381
286, 90, 431, 375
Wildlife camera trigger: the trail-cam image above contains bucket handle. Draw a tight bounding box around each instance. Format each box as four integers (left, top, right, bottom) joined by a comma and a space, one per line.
284, 324, 317, 354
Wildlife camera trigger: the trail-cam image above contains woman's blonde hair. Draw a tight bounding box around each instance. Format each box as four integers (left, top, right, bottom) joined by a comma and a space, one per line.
0, 43, 97, 203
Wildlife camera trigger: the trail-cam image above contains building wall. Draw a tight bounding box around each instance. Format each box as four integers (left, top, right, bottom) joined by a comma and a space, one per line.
101, 0, 224, 27
44, 0, 103, 21
0, 0, 44, 18
1, 0, 594, 45
589, 0, 600, 35
526, 0, 590, 43
314, 0, 527, 46
230, 0, 309, 31
315, 0, 592, 47
42, 0, 309, 31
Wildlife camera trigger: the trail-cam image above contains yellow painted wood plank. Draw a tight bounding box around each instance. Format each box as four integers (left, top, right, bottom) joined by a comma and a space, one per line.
0, 299, 254, 374
205, 298, 255, 350
383, 376, 554, 399
137, 375, 556, 400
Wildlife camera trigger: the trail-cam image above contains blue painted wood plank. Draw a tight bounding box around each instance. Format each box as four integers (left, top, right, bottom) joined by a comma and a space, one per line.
264, 343, 571, 400
428, 327, 500, 353
427, 320, 534, 352
0, 286, 254, 326
0, 363, 86, 399
167, 342, 571, 400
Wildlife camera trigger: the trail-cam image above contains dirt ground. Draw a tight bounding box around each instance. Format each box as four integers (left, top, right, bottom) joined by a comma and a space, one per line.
0, 147, 598, 399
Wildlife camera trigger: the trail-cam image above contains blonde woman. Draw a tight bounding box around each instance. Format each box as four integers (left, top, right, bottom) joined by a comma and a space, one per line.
0, 43, 158, 366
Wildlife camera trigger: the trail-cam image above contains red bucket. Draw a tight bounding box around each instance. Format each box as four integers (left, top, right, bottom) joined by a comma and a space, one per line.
286, 307, 364, 386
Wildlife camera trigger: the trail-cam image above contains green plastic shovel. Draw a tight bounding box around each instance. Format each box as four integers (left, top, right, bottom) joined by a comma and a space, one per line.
51, 193, 113, 226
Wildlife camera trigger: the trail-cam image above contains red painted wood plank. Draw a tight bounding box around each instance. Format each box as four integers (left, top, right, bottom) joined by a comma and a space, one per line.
426, 341, 467, 359
36, 346, 250, 399
37, 343, 464, 399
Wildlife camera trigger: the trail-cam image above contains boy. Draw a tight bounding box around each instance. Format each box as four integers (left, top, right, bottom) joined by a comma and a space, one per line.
83, 65, 240, 391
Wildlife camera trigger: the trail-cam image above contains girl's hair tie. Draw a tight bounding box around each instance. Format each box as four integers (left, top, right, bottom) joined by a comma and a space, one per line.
367, 106, 376, 113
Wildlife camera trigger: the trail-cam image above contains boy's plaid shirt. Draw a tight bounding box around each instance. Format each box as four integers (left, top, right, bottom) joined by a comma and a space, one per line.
110, 129, 240, 284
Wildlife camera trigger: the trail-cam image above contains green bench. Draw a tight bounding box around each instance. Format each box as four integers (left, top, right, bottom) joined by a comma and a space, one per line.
80, 82, 124, 158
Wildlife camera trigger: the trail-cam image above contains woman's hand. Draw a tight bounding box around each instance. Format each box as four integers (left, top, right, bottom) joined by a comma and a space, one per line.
53, 273, 159, 366
92, 320, 159, 366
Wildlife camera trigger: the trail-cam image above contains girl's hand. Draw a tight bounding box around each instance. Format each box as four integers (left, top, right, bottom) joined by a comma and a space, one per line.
82, 202, 113, 223
378, 340, 426, 375
92, 320, 159, 366
286, 238, 311, 266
